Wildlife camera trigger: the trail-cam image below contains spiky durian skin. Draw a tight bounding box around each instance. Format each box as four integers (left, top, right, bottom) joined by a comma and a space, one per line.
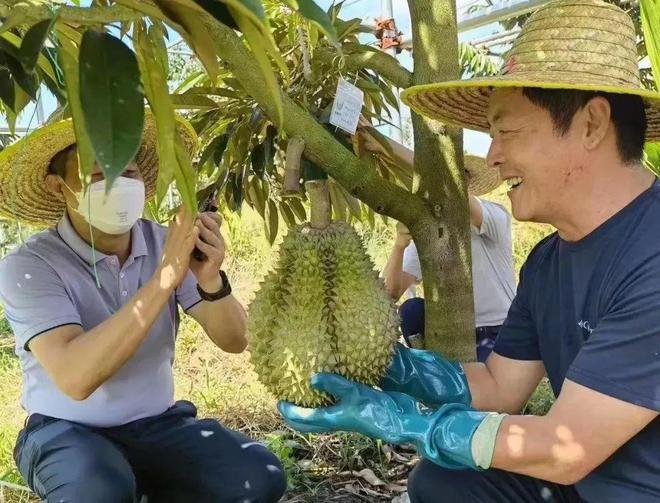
248, 221, 399, 407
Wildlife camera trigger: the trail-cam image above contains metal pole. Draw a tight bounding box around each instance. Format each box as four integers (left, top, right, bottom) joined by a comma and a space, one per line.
380, 0, 403, 142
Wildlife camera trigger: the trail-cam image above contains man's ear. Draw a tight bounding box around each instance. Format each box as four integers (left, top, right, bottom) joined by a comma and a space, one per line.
45, 173, 66, 202
581, 96, 611, 152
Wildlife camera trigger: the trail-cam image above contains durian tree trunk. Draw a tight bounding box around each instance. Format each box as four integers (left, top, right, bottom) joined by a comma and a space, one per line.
406, 0, 476, 360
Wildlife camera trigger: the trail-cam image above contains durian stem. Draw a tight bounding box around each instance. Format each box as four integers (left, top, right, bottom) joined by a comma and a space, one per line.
306, 179, 331, 230
283, 137, 305, 196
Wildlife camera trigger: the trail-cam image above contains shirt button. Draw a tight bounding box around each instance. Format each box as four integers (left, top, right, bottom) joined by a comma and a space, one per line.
121, 290, 128, 297
120, 273, 125, 279
110, 257, 117, 265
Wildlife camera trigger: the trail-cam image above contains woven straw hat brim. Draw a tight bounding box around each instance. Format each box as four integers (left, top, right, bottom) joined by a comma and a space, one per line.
401, 0, 660, 142
402, 79, 660, 142
465, 154, 500, 196
0, 114, 197, 226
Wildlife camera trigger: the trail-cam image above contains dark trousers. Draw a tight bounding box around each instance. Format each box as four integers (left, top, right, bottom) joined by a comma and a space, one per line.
13, 401, 287, 503
408, 459, 583, 502
399, 298, 500, 362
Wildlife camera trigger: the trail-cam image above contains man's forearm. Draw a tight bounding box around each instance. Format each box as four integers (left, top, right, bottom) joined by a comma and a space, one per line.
58, 274, 174, 399
383, 245, 407, 299
192, 295, 248, 352
490, 414, 589, 485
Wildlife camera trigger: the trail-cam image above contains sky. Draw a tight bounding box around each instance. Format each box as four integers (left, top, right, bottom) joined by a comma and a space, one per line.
3, 0, 507, 155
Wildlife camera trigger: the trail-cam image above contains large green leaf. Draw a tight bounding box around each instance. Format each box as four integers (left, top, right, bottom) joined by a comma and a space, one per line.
137, 21, 198, 212
19, 18, 56, 73
284, 0, 338, 44
641, 0, 659, 82
58, 34, 96, 185
79, 30, 145, 189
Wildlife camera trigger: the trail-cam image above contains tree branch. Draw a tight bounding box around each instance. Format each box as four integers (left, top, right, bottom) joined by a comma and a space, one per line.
0, 0, 140, 24
202, 15, 427, 224
344, 45, 413, 89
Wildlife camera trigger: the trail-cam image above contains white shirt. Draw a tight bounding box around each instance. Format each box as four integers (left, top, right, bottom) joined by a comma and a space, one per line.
402, 199, 516, 327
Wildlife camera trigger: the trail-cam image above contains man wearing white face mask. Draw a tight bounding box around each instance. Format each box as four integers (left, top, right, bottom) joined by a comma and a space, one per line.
0, 116, 287, 502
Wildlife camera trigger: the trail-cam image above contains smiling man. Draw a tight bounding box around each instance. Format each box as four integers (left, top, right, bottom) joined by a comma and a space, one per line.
0, 116, 286, 502
278, 1, 660, 502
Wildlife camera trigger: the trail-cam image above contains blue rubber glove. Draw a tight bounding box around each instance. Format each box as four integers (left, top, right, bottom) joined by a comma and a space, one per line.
379, 343, 471, 408
278, 373, 491, 470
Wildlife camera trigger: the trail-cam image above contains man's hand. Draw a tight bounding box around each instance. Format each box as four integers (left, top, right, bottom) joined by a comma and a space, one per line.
278, 373, 490, 470
157, 206, 198, 291
394, 222, 412, 249
190, 212, 226, 291
380, 343, 472, 408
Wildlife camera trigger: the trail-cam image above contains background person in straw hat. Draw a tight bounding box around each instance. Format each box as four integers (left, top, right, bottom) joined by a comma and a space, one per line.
0, 115, 286, 502
279, 0, 660, 502
375, 140, 515, 360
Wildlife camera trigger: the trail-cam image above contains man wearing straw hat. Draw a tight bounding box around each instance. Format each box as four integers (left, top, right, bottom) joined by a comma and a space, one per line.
378, 143, 515, 359
0, 116, 287, 502
279, 0, 660, 501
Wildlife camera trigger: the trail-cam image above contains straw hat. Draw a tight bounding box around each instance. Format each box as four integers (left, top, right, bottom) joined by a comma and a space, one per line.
465, 154, 500, 196
0, 113, 197, 226
401, 0, 660, 142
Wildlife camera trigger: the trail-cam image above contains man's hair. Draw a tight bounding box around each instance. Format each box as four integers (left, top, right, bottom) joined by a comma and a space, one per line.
521, 88, 647, 164
47, 144, 76, 178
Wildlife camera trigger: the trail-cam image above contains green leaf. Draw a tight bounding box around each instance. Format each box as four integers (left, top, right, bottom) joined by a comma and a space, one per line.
279, 200, 296, 228
5, 51, 39, 99
199, 132, 230, 170
1, 31, 59, 83
289, 197, 307, 221
251, 141, 266, 178
284, 0, 338, 44
264, 199, 278, 244
247, 176, 266, 217
645, 142, 660, 175
170, 92, 217, 110
20, 18, 56, 73
193, 0, 239, 29
641, 0, 660, 82
141, 22, 197, 213
0, 53, 16, 111
231, 9, 284, 125
154, 0, 221, 81
173, 135, 199, 213
79, 29, 145, 189
58, 34, 96, 185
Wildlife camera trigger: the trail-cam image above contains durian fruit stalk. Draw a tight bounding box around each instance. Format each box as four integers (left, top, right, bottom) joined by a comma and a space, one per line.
306, 179, 330, 230
282, 137, 305, 197
248, 219, 399, 407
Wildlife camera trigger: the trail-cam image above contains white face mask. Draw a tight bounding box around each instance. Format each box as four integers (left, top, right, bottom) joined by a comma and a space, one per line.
66, 177, 145, 235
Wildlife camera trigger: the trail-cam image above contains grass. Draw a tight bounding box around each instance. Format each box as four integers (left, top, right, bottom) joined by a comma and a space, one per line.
0, 203, 555, 501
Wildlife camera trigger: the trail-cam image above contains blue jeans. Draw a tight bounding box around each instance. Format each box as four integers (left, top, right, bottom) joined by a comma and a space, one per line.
399, 298, 500, 362
408, 459, 583, 502
14, 401, 287, 503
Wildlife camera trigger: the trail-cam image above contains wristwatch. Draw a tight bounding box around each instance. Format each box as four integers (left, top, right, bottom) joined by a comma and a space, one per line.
197, 270, 232, 301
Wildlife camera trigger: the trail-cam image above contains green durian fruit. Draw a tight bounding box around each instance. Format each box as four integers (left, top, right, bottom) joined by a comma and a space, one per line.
248, 221, 399, 407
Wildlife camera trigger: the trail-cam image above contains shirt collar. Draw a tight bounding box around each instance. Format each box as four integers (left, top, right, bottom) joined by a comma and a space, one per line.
56, 215, 148, 265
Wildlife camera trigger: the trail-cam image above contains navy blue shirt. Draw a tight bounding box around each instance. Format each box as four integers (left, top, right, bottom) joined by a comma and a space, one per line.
495, 180, 660, 502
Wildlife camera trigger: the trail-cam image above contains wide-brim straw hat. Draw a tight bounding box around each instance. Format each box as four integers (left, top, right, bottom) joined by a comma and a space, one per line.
401, 0, 660, 142
0, 113, 197, 226
465, 154, 500, 196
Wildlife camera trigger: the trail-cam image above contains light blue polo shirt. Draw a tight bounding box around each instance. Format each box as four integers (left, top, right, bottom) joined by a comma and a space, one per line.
0, 216, 202, 427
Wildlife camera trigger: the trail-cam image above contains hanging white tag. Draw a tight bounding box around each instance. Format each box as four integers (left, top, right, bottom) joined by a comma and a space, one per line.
329, 78, 364, 135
